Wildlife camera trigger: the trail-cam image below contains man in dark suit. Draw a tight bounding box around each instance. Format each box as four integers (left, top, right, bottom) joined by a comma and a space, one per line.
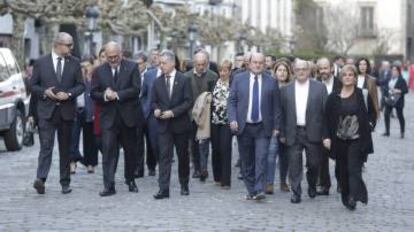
377, 60, 392, 110
152, 50, 193, 199
140, 66, 162, 176
280, 59, 329, 204
185, 51, 218, 180
316, 57, 342, 195
30, 32, 85, 194
227, 52, 281, 200
91, 41, 143, 197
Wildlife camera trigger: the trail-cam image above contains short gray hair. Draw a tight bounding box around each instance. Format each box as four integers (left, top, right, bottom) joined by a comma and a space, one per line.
53, 32, 72, 45
133, 51, 148, 62
160, 50, 176, 63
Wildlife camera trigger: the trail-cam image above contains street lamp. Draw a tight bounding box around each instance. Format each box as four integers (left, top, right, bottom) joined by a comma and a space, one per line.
85, 5, 100, 56
238, 31, 247, 53
188, 22, 198, 59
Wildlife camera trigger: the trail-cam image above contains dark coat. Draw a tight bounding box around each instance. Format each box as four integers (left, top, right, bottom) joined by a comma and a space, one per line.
91, 59, 143, 129
30, 54, 85, 121
383, 76, 408, 108
325, 88, 376, 158
151, 71, 193, 134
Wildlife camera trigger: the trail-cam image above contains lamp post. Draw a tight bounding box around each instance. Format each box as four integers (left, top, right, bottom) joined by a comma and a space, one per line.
85, 5, 100, 56
188, 22, 198, 59
238, 31, 247, 53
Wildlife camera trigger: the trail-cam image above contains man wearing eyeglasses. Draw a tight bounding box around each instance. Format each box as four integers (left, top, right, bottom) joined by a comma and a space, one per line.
91, 41, 144, 197
30, 32, 85, 195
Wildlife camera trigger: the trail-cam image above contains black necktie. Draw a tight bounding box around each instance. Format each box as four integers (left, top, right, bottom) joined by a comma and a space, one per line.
56, 57, 62, 82
166, 75, 171, 98
113, 68, 119, 84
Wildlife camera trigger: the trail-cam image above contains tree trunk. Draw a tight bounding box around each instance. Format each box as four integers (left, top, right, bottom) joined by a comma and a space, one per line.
11, 13, 25, 68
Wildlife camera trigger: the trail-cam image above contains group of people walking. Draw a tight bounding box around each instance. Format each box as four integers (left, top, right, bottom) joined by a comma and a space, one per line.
29, 32, 409, 211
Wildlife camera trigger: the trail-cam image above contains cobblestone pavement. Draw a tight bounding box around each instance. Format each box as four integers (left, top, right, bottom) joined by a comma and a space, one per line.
0, 94, 413, 232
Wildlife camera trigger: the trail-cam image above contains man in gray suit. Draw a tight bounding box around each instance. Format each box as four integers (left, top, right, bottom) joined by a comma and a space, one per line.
280, 59, 329, 204
228, 52, 281, 200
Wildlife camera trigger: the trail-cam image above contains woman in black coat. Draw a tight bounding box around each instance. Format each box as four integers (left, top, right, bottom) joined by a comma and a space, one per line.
324, 64, 376, 210
382, 65, 409, 138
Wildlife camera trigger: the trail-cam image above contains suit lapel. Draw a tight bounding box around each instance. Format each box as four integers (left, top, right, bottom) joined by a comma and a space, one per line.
291, 83, 297, 123
305, 80, 313, 121
104, 63, 115, 88
159, 75, 169, 103
47, 54, 58, 83
170, 74, 179, 102
61, 57, 70, 83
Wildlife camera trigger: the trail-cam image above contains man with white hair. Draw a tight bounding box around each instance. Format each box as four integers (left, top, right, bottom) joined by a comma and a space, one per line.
91, 41, 144, 197
280, 59, 329, 204
31, 32, 85, 195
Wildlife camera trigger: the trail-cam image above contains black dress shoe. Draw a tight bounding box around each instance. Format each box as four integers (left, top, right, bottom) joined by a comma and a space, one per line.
308, 188, 316, 198
33, 178, 45, 194
127, 181, 139, 193
316, 188, 330, 196
199, 170, 208, 182
346, 198, 356, 211
148, 170, 156, 176
181, 186, 189, 196
235, 159, 241, 167
401, 133, 405, 139
153, 190, 169, 199
99, 188, 116, 197
237, 172, 243, 180
337, 186, 341, 193
290, 194, 301, 204
253, 192, 266, 201
192, 170, 201, 179
61, 186, 72, 194
134, 170, 144, 179
382, 132, 390, 137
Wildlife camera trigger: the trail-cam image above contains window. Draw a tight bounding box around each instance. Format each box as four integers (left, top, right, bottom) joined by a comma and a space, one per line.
360, 6, 375, 37
0, 54, 9, 81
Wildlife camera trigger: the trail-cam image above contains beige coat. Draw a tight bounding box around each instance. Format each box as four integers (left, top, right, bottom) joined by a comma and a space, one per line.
192, 92, 212, 140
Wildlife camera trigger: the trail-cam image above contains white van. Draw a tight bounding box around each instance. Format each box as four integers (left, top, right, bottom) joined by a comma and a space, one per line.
0, 48, 30, 151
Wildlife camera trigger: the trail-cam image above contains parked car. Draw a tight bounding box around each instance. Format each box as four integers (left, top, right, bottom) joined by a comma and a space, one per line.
0, 48, 29, 151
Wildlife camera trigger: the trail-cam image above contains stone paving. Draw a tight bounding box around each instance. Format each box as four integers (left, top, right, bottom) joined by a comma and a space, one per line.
0, 94, 413, 231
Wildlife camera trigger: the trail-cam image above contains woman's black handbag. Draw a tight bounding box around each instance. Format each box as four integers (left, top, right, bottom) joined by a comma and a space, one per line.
384, 93, 401, 106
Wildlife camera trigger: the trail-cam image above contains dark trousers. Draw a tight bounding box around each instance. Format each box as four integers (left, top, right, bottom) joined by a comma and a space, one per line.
158, 131, 189, 192
211, 123, 232, 186
137, 116, 158, 174
318, 148, 339, 190
101, 115, 138, 189
336, 139, 368, 205
82, 122, 98, 166
36, 107, 72, 187
190, 122, 200, 172
278, 144, 289, 184
237, 123, 269, 195
384, 105, 405, 134
287, 127, 321, 196
69, 108, 84, 162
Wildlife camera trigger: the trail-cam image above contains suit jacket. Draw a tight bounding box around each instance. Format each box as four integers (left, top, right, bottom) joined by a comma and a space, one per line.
280, 79, 328, 146
91, 59, 143, 129
140, 68, 158, 119
227, 71, 281, 137
151, 71, 193, 134
383, 76, 408, 108
30, 54, 85, 121
185, 69, 218, 104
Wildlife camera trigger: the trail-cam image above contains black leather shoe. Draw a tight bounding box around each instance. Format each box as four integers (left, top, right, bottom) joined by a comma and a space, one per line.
199, 170, 208, 182
382, 132, 390, 137
148, 170, 156, 176
337, 186, 341, 193
181, 186, 189, 196
99, 188, 116, 197
237, 172, 243, 180
127, 181, 139, 193
134, 170, 144, 179
308, 188, 316, 198
401, 133, 405, 139
253, 192, 266, 201
346, 198, 356, 211
61, 186, 72, 194
290, 194, 301, 204
192, 170, 201, 178
33, 178, 45, 194
153, 190, 169, 199
316, 188, 329, 196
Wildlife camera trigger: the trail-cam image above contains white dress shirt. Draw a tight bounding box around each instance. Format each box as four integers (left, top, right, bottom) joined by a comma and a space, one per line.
357, 75, 365, 89
51, 51, 64, 75
295, 79, 310, 126
246, 72, 262, 123
165, 69, 176, 98
323, 76, 334, 94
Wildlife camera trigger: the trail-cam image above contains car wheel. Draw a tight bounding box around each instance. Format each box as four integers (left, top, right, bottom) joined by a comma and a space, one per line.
4, 109, 24, 151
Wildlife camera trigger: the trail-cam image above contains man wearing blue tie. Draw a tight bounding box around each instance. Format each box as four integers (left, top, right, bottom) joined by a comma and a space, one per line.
227, 52, 281, 200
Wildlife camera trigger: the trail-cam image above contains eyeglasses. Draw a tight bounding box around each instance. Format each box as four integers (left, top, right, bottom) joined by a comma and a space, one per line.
60, 43, 73, 48
107, 55, 120, 60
